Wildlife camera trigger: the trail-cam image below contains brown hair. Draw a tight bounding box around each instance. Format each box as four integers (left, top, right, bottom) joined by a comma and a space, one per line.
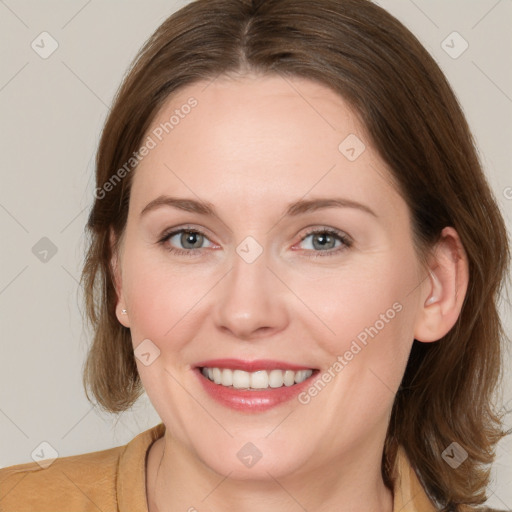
81, 0, 511, 509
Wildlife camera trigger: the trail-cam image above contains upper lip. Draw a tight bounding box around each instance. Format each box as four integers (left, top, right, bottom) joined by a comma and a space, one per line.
195, 358, 316, 372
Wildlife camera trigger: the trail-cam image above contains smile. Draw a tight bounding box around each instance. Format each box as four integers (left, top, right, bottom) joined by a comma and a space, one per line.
200, 367, 314, 390
194, 359, 319, 412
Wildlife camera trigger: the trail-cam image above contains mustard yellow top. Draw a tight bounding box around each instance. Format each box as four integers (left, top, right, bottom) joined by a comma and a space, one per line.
0, 422, 439, 511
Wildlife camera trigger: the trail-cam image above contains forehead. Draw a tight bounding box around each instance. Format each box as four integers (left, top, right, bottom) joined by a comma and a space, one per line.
130, 74, 404, 221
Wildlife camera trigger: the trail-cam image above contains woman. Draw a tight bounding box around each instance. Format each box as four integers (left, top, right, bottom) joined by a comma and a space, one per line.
1, 0, 509, 510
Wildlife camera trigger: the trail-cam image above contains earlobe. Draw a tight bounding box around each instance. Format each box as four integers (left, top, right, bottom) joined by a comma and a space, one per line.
414, 227, 469, 343
110, 229, 130, 328
115, 304, 130, 328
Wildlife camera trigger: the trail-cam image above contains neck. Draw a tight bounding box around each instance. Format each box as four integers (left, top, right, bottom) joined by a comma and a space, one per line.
146, 434, 394, 512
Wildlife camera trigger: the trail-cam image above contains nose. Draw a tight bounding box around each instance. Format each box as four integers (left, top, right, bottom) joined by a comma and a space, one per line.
212, 245, 289, 341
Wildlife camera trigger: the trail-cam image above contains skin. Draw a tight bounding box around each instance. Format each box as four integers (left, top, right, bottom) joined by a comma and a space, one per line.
112, 73, 469, 512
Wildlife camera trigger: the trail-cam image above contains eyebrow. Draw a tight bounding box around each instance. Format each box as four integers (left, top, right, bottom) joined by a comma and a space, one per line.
140, 195, 377, 218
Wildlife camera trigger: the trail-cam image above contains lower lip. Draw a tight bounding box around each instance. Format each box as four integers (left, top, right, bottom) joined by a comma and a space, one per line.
194, 368, 318, 412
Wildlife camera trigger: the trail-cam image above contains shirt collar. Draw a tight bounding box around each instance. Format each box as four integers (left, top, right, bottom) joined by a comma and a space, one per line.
117, 422, 165, 511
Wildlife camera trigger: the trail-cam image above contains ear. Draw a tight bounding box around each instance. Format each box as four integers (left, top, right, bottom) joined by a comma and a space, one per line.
414, 226, 469, 343
110, 228, 130, 328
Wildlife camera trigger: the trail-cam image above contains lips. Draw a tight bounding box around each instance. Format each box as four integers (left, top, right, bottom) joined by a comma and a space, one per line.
194, 358, 315, 372
194, 359, 319, 412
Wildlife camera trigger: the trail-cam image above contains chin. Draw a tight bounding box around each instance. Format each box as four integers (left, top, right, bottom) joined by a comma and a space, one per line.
191, 433, 315, 481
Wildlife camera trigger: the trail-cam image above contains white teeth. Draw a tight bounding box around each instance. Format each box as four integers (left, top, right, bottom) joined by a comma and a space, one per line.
268, 369, 284, 388
232, 370, 251, 389
250, 370, 269, 389
201, 367, 313, 389
283, 370, 295, 386
294, 370, 304, 384
221, 368, 233, 386
212, 367, 222, 385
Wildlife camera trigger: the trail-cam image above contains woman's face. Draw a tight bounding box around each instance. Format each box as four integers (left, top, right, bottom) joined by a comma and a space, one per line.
115, 74, 429, 479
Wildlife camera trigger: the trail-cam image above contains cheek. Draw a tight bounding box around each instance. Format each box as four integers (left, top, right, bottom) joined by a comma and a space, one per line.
303, 256, 417, 351
121, 243, 220, 351
299, 254, 420, 411
292, 262, 418, 429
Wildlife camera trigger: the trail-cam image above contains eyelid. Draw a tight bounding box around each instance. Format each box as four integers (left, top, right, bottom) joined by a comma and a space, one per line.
158, 224, 215, 243
297, 226, 352, 244
294, 227, 353, 257
157, 225, 218, 256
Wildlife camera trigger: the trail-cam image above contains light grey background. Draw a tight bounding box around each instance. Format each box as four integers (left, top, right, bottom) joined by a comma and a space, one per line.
0, 0, 511, 508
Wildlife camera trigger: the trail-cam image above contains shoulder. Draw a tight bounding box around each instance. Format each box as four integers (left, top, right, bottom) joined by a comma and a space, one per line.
0, 423, 166, 512
0, 445, 124, 512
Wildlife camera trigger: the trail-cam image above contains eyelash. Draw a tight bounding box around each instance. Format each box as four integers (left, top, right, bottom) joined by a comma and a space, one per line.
157, 226, 353, 258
